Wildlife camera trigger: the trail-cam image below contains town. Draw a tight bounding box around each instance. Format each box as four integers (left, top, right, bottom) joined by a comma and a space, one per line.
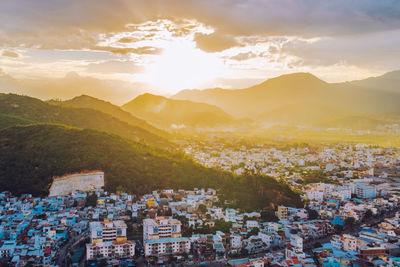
1, 139, 400, 267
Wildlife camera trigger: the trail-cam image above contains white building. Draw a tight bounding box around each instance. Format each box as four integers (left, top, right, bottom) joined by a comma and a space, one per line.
306, 190, 324, 202
356, 184, 377, 199
86, 220, 134, 260
290, 234, 303, 250
258, 231, 274, 248
246, 220, 260, 229
230, 234, 242, 249
225, 209, 238, 222
89, 220, 127, 243
143, 217, 182, 241
86, 240, 135, 260
144, 237, 190, 256
143, 217, 190, 256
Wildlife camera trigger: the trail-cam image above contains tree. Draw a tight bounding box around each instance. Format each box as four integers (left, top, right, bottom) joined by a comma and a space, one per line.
307, 209, 319, 220
214, 220, 232, 233
85, 193, 98, 207
344, 217, 356, 228
240, 248, 249, 257
198, 204, 207, 213
363, 209, 373, 221
313, 242, 322, 248
260, 210, 278, 222
247, 228, 260, 238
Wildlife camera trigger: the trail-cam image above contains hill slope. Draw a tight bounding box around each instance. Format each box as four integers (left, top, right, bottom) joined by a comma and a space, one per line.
49, 94, 169, 138
0, 124, 301, 211
350, 70, 400, 94
0, 93, 171, 148
122, 93, 238, 129
174, 72, 400, 124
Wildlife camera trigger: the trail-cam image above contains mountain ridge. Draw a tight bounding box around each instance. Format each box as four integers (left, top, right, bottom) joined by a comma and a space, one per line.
0, 93, 172, 148
173, 71, 400, 124
49, 94, 169, 139
122, 93, 239, 129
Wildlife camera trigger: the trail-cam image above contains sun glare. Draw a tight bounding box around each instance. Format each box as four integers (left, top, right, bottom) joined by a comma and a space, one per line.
144, 42, 223, 94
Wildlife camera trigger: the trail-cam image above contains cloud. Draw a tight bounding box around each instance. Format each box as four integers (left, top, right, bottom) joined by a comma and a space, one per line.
95, 46, 163, 55
1, 0, 399, 51
118, 37, 136, 43
279, 29, 400, 69
0, 0, 399, 84
194, 32, 238, 52
229, 52, 258, 61
84, 60, 145, 74
2, 50, 21, 58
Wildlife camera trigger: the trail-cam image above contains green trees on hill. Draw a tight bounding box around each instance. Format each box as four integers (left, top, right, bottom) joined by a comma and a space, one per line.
0, 124, 301, 211
0, 93, 172, 149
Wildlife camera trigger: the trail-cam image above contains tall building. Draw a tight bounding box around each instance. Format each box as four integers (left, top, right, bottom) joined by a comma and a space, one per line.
143, 217, 182, 241
86, 220, 135, 260
143, 217, 190, 256
277, 206, 289, 220
356, 184, 377, 199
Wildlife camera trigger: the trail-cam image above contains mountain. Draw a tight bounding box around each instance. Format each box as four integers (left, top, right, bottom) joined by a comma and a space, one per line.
122, 93, 239, 129
0, 93, 172, 148
0, 124, 301, 211
49, 95, 169, 139
351, 70, 400, 94
174, 72, 400, 125
0, 71, 148, 105
258, 102, 347, 126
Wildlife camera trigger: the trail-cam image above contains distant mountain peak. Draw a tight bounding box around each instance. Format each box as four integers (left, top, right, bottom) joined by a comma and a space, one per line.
259, 72, 326, 86
381, 70, 400, 80
65, 71, 80, 79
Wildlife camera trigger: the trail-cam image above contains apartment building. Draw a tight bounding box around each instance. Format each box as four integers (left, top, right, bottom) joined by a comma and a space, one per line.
143, 217, 190, 256
86, 220, 134, 260
143, 217, 182, 241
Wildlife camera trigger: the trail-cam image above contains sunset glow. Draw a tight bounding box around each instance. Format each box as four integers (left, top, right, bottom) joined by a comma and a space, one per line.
143, 42, 223, 93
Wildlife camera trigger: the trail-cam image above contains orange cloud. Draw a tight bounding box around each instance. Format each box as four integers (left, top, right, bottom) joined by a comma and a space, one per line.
2, 50, 21, 58
194, 32, 238, 52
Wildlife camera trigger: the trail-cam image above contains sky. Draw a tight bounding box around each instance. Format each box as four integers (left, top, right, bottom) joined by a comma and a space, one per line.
0, 0, 400, 99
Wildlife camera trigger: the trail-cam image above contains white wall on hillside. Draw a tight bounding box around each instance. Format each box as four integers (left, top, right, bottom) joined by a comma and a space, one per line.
49, 171, 104, 197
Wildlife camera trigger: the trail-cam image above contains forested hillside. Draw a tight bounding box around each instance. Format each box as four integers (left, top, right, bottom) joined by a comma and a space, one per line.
0, 124, 301, 211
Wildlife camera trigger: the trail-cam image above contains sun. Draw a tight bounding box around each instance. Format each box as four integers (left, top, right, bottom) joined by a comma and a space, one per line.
144, 42, 223, 94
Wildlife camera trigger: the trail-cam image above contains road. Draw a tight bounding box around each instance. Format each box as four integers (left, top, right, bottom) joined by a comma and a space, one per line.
55, 229, 88, 267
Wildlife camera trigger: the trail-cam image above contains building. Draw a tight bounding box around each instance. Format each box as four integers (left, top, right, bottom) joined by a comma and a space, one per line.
86, 240, 135, 260
225, 209, 238, 222
143, 217, 190, 257
230, 234, 242, 249
277, 206, 288, 220
356, 184, 377, 199
89, 220, 127, 243
143, 217, 182, 241
341, 234, 358, 252
307, 190, 324, 202
145, 237, 190, 256
86, 220, 134, 260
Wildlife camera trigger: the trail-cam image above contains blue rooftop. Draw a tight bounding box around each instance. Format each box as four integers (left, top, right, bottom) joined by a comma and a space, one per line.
228, 258, 249, 265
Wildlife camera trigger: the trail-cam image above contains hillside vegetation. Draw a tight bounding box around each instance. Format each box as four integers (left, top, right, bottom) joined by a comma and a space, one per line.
0, 93, 172, 149
48, 94, 169, 138
0, 124, 301, 211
